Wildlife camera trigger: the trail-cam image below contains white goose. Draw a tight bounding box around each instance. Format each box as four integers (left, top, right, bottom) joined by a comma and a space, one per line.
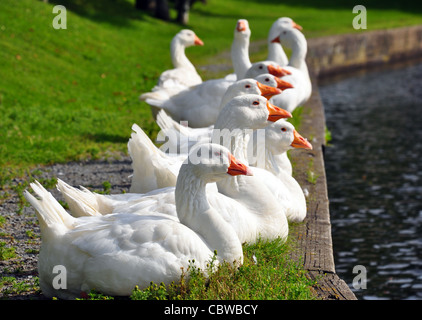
130, 81, 285, 193
211, 98, 309, 223
56, 95, 291, 243
249, 120, 312, 177
269, 19, 311, 113
24, 144, 249, 299
139, 29, 204, 104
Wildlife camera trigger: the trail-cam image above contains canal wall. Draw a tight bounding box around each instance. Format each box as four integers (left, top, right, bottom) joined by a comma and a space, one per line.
290, 24, 422, 300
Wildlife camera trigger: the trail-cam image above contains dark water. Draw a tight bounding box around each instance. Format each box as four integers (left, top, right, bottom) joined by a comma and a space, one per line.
319, 63, 422, 300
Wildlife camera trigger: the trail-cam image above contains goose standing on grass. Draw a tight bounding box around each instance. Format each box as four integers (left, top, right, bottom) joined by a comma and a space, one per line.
139, 29, 204, 106
56, 95, 292, 243
269, 19, 311, 113
24, 144, 250, 299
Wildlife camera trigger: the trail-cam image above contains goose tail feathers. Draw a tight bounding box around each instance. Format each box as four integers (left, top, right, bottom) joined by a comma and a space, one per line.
24, 181, 75, 236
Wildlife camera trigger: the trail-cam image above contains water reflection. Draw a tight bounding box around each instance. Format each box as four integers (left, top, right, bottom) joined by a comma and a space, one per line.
319, 63, 422, 300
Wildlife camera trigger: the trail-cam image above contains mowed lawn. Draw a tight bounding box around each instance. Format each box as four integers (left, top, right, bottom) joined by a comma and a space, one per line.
1, 0, 422, 175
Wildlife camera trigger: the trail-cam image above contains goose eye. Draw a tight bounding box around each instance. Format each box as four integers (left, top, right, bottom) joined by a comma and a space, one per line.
281, 127, 287, 132
283, 31, 287, 35
259, 65, 263, 69
265, 78, 270, 81
245, 84, 251, 88
252, 101, 260, 106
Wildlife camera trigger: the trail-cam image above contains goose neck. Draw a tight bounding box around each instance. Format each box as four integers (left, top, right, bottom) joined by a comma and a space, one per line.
171, 38, 195, 70
231, 36, 252, 79
175, 165, 243, 264
288, 33, 309, 76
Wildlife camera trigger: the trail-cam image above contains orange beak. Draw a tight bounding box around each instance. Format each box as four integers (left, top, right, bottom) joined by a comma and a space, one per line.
267, 101, 292, 122
236, 20, 247, 32
267, 64, 292, 77
194, 35, 204, 46
256, 81, 282, 99
274, 77, 294, 90
228, 153, 253, 176
291, 129, 313, 149
292, 21, 303, 31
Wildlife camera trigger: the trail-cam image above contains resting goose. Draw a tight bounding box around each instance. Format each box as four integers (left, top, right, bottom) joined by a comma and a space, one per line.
269, 19, 311, 113
139, 29, 204, 106
24, 144, 249, 299
249, 120, 312, 177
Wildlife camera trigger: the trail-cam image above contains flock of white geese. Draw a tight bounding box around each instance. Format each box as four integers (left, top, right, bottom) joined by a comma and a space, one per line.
25, 17, 314, 299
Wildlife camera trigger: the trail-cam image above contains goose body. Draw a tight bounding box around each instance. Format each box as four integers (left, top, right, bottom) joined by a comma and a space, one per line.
24, 144, 248, 299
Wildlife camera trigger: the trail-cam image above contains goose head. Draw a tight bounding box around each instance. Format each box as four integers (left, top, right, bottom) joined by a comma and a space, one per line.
268, 17, 302, 41
226, 78, 283, 100
265, 120, 312, 155
176, 29, 204, 47
234, 19, 251, 40
217, 94, 292, 130
255, 73, 294, 91
270, 18, 306, 50
186, 143, 252, 183
268, 17, 303, 43
244, 61, 291, 78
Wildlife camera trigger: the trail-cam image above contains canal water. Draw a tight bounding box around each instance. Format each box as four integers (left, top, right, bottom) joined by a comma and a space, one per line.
319, 62, 422, 300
